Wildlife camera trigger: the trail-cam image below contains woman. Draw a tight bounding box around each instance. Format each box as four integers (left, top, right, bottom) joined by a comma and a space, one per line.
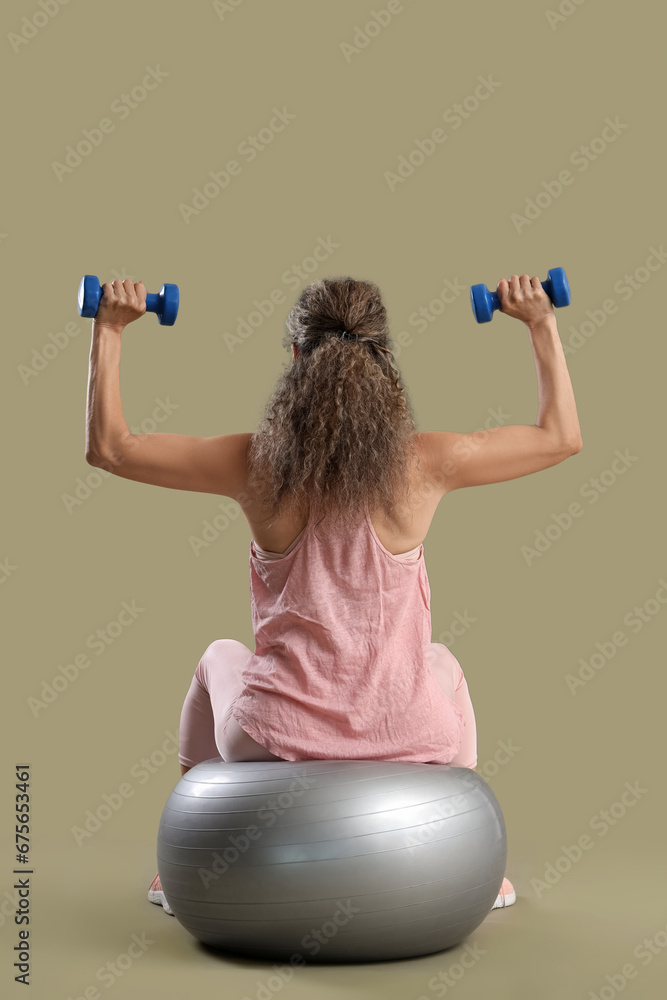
85, 273, 583, 917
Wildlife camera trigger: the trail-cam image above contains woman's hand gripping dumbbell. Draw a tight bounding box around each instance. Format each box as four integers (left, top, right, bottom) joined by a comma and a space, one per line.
470, 267, 570, 324
78, 275, 179, 327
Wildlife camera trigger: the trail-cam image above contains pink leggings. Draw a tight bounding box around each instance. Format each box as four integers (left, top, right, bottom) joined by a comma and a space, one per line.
177, 640, 477, 769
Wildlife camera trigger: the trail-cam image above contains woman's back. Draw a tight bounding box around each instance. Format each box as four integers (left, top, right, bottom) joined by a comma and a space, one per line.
231, 492, 466, 763
241, 433, 445, 557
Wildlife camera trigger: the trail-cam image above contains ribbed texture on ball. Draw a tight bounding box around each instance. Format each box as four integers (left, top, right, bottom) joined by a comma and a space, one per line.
157, 759, 506, 963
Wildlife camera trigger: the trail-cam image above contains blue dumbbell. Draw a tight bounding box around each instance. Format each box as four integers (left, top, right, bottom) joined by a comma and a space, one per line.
78, 275, 179, 326
470, 267, 570, 323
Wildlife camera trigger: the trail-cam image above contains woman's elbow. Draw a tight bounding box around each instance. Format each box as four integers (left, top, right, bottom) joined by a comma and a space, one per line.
550, 435, 582, 465
85, 448, 119, 472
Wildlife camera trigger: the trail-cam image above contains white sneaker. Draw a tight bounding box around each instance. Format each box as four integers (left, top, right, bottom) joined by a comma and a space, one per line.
147, 873, 174, 915
491, 877, 516, 909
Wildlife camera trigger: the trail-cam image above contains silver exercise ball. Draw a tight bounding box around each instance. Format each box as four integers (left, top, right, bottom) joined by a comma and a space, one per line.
157, 759, 506, 963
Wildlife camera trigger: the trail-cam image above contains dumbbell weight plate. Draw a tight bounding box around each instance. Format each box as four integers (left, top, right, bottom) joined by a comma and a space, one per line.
154, 284, 179, 326
547, 267, 571, 308
470, 283, 494, 323
78, 275, 102, 318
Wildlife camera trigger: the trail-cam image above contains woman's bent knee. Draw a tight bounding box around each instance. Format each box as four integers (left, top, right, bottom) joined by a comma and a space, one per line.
198, 638, 252, 686
202, 638, 251, 660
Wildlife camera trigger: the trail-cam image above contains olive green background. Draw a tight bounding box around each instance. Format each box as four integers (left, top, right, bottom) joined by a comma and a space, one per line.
1, 0, 665, 997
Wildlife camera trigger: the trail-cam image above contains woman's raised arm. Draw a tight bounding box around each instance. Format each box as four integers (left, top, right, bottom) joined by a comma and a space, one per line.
84, 280, 251, 499
423, 274, 583, 494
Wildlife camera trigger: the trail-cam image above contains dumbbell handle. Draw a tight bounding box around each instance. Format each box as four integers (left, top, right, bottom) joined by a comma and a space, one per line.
143, 293, 163, 314
486, 275, 558, 313
101, 287, 167, 316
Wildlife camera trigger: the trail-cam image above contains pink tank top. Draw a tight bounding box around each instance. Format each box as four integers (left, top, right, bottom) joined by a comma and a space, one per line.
231, 501, 465, 763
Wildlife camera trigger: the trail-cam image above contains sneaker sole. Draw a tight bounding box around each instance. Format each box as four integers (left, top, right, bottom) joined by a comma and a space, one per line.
491, 886, 517, 909
148, 889, 174, 915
